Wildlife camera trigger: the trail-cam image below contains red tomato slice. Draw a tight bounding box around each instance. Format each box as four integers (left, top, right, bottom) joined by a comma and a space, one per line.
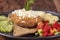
52, 22, 60, 31
36, 22, 44, 30
43, 23, 51, 32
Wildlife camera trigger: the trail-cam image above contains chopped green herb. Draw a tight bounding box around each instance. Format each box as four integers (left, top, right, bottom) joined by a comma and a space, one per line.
24, 0, 35, 11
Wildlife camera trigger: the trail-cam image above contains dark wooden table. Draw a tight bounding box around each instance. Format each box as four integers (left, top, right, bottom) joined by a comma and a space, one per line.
0, 0, 60, 40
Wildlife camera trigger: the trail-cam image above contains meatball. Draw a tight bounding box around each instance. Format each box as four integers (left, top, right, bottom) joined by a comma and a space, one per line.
17, 16, 42, 28
9, 14, 42, 28
17, 17, 37, 28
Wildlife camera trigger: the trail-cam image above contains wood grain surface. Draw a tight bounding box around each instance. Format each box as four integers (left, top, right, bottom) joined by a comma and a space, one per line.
53, 0, 60, 13
0, 0, 60, 40
0, 0, 57, 13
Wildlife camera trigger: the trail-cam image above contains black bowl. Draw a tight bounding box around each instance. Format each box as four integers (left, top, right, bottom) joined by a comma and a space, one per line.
0, 10, 60, 40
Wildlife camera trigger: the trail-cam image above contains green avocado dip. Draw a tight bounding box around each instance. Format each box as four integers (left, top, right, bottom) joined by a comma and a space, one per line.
0, 16, 13, 32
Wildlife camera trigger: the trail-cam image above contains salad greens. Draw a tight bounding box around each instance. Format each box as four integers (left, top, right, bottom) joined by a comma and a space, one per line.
24, 0, 35, 11
0, 16, 13, 32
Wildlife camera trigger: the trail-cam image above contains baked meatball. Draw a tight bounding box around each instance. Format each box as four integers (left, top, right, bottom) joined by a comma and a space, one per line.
17, 16, 42, 28
9, 14, 42, 28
